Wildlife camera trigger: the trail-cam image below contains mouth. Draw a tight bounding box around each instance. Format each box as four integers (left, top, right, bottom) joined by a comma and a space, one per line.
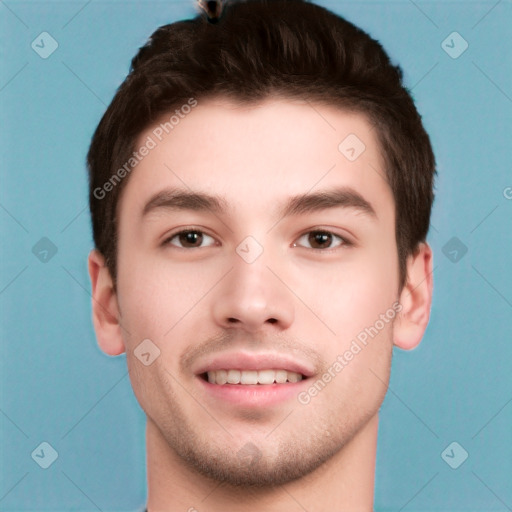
193, 351, 314, 407
199, 369, 306, 385
197, 369, 309, 408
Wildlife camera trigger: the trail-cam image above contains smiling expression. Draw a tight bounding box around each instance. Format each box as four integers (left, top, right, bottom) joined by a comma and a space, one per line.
110, 96, 400, 486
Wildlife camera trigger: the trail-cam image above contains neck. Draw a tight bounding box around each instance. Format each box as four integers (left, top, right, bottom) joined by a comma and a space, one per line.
146, 414, 378, 511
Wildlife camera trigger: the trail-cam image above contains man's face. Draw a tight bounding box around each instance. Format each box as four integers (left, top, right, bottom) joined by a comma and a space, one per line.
115, 97, 400, 486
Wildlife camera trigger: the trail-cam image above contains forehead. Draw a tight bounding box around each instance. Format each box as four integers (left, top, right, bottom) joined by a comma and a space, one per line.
120, 96, 393, 222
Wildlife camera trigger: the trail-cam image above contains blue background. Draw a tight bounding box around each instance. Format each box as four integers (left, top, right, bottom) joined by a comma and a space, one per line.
1, 1, 511, 510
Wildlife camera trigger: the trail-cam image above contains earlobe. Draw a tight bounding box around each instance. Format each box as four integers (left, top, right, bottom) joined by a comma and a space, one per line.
393, 242, 434, 351
88, 249, 126, 356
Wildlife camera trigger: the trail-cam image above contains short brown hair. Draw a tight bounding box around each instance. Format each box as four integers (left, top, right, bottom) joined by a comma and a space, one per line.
87, 0, 436, 292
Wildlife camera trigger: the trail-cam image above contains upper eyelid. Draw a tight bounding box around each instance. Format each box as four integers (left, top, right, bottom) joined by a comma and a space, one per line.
294, 231, 351, 249
163, 228, 217, 246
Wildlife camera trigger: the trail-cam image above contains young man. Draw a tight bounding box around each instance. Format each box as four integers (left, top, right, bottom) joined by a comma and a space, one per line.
87, 0, 435, 509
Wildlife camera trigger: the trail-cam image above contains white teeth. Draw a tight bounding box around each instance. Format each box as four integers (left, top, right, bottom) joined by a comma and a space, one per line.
227, 369, 240, 384
216, 369, 228, 385
287, 372, 301, 383
275, 369, 288, 384
240, 370, 258, 385
205, 369, 304, 385
257, 370, 276, 385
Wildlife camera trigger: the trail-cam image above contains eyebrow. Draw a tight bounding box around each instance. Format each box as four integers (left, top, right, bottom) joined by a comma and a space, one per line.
277, 187, 377, 220
142, 188, 229, 217
142, 186, 377, 221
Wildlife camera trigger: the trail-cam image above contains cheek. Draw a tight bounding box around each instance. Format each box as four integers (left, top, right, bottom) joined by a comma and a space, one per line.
116, 246, 173, 339
116, 245, 218, 340
299, 245, 398, 403
310, 246, 399, 337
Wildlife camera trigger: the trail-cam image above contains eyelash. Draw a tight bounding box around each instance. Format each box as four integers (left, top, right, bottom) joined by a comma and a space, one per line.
162, 227, 353, 252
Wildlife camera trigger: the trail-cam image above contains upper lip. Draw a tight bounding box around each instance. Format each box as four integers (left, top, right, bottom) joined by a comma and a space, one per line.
193, 351, 315, 378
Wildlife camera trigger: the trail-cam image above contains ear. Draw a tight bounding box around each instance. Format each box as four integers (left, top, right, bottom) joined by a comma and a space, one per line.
394, 242, 433, 351
88, 249, 125, 356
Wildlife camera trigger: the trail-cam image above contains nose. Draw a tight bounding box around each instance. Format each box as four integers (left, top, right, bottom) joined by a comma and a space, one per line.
211, 247, 295, 333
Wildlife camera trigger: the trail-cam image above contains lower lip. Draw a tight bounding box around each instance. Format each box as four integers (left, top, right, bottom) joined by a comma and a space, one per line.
197, 376, 309, 407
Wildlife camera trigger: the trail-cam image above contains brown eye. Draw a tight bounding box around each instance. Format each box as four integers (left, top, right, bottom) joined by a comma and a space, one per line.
308, 231, 332, 249
164, 230, 216, 249
295, 230, 350, 251
179, 231, 203, 248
